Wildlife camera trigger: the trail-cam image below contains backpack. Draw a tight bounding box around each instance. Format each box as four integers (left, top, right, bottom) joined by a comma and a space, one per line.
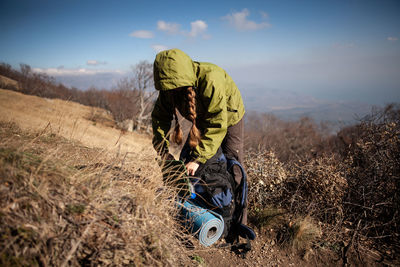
180, 147, 256, 254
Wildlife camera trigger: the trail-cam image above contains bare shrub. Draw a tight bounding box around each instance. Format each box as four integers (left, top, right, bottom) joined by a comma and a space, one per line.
342, 104, 400, 252
286, 157, 347, 223
246, 104, 400, 262
245, 112, 332, 163
79, 87, 109, 109
246, 149, 339, 254
246, 149, 346, 223
105, 88, 140, 123
246, 149, 287, 210
0, 63, 16, 79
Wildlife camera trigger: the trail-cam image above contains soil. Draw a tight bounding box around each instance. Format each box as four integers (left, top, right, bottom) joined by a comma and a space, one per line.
192, 235, 384, 266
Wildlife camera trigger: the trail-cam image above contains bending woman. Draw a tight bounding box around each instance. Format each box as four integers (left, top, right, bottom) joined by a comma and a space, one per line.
151, 48, 247, 223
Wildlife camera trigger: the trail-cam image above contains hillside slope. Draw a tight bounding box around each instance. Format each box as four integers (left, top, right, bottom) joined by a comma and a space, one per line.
1, 89, 384, 266
0, 89, 302, 266
0, 88, 150, 154
0, 75, 19, 90
0, 89, 196, 265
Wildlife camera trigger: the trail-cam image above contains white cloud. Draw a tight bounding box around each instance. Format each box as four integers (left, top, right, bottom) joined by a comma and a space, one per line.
152, 44, 169, 53
156, 19, 210, 39
87, 60, 107, 66
33, 67, 124, 76
188, 20, 208, 38
222, 8, 271, 31
129, 30, 154, 39
157, 20, 181, 35
387, 36, 398, 41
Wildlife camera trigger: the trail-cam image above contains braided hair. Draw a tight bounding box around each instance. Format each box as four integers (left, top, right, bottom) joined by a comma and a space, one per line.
171, 87, 201, 149
186, 87, 201, 148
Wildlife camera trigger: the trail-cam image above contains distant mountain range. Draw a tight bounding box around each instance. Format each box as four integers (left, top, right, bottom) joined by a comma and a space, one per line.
242, 87, 374, 125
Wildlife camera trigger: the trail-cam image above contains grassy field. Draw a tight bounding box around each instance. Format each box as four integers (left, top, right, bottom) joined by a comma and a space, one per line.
0, 89, 194, 266
0, 88, 150, 153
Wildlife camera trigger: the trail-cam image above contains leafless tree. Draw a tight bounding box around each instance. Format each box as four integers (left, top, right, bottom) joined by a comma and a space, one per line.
114, 61, 156, 131
19, 63, 32, 93
131, 61, 156, 131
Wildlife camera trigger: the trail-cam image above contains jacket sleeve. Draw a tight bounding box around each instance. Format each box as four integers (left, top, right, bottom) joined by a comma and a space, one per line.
151, 91, 173, 155
191, 80, 228, 164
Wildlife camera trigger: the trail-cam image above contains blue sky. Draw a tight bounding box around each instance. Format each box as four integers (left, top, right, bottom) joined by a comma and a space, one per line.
1, 0, 399, 106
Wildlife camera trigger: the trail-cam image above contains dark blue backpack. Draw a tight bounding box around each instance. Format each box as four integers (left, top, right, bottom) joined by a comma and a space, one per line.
180, 148, 256, 247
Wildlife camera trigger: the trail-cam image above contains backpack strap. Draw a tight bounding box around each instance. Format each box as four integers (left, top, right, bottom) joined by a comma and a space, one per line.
237, 224, 256, 240
226, 159, 256, 244
226, 158, 248, 210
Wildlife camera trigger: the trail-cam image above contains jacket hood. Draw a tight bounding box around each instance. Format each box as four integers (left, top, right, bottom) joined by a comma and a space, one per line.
153, 49, 196, 91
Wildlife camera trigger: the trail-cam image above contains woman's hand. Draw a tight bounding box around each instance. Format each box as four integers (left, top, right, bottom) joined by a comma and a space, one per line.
185, 161, 200, 176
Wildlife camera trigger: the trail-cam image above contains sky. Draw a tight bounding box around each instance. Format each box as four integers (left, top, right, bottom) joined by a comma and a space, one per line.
1, 0, 400, 107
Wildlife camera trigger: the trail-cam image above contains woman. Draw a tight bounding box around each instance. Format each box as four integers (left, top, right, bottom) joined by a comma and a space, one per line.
151, 48, 247, 222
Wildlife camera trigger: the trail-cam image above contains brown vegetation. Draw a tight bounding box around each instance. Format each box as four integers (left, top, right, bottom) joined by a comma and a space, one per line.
0, 89, 149, 153
0, 74, 19, 90
1, 61, 399, 265
245, 104, 400, 264
0, 121, 191, 266
245, 112, 332, 163
341, 104, 400, 254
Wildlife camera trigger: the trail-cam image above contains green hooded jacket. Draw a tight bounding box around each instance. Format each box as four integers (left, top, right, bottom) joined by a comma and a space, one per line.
151, 49, 245, 164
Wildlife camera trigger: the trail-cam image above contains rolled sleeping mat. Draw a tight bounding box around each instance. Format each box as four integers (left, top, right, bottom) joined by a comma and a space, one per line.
179, 200, 224, 247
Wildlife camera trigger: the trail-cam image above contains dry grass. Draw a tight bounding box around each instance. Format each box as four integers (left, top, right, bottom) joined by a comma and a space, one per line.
0, 121, 193, 266
0, 75, 19, 90
0, 89, 150, 153
288, 217, 321, 251
0, 89, 201, 266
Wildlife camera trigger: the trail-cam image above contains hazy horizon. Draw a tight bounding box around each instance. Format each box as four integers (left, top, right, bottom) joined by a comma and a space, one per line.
1, 0, 399, 112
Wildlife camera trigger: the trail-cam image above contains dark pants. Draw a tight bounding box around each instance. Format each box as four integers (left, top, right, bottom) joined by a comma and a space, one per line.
222, 118, 244, 171
222, 118, 248, 225
180, 118, 248, 224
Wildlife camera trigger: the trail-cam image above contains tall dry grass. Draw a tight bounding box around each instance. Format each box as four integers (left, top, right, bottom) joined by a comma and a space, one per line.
0, 121, 195, 266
